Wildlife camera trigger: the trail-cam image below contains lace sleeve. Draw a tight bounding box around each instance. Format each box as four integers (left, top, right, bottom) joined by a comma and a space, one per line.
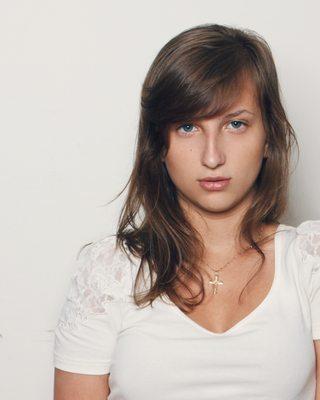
53, 235, 133, 374
295, 220, 320, 340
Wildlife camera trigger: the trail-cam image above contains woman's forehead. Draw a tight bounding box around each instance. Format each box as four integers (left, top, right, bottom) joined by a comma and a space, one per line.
194, 84, 259, 122
218, 76, 259, 114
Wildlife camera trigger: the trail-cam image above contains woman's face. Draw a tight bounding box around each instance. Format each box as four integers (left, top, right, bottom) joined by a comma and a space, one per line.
163, 78, 268, 214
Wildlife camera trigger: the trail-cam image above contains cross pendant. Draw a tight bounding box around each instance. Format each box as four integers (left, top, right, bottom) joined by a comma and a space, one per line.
208, 273, 224, 295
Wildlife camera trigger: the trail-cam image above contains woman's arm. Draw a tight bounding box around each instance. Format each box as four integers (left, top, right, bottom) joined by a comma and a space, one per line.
54, 368, 110, 400
315, 340, 320, 399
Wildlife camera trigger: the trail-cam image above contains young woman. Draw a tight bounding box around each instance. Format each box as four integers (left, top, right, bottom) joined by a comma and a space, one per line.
53, 23, 320, 399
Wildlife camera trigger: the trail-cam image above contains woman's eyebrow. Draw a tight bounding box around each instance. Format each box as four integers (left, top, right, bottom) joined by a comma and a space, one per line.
224, 109, 255, 118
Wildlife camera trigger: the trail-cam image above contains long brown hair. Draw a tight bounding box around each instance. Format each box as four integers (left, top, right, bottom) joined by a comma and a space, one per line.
108, 23, 299, 312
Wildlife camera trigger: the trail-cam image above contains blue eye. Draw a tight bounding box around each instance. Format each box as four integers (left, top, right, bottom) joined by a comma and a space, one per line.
176, 123, 196, 135
228, 120, 247, 131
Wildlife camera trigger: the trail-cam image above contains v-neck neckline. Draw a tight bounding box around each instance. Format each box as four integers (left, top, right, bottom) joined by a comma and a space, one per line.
160, 223, 284, 337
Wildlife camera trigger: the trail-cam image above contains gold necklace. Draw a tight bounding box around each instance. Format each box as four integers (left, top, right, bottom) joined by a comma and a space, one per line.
207, 229, 262, 295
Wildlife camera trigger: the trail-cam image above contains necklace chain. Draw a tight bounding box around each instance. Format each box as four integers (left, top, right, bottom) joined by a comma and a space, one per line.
207, 228, 263, 295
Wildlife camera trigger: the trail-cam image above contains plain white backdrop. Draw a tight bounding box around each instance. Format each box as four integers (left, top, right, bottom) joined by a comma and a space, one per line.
0, 1, 319, 398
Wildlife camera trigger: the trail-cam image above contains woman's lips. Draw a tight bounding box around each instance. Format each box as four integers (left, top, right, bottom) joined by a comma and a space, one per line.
198, 178, 231, 191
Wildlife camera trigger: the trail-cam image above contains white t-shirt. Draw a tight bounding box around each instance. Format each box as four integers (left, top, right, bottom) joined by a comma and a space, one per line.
53, 220, 320, 400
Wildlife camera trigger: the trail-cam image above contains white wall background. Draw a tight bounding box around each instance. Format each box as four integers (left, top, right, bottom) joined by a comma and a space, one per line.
0, 0, 319, 398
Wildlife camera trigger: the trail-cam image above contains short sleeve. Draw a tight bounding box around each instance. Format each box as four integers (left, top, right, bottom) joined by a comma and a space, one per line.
53, 235, 133, 374
295, 220, 320, 340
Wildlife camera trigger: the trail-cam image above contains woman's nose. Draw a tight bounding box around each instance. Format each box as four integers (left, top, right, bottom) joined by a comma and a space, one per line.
201, 135, 225, 168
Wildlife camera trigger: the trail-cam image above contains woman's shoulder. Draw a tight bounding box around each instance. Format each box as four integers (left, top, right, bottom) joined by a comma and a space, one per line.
289, 219, 320, 266
71, 235, 141, 303
286, 219, 320, 340
282, 220, 320, 291
57, 235, 142, 332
